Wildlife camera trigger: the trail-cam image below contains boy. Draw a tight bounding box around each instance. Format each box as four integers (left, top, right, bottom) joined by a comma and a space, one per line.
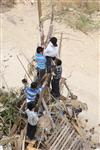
22, 78, 28, 90
44, 37, 59, 73
51, 58, 62, 99
25, 81, 46, 107
26, 102, 39, 140
35, 46, 46, 83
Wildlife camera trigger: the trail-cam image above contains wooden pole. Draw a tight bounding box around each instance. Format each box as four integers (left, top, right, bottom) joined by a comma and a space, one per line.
17, 55, 32, 82
1, 74, 9, 91
45, 3, 54, 47
59, 32, 63, 57
42, 98, 55, 128
37, 0, 42, 26
37, 0, 44, 47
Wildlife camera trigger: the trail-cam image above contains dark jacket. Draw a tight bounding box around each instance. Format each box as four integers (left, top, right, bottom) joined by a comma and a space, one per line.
53, 65, 62, 79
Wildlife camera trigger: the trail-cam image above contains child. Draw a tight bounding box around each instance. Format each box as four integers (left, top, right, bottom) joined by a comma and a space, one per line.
26, 102, 39, 140
22, 78, 28, 89
44, 37, 59, 73
35, 46, 46, 83
20, 78, 29, 96
51, 58, 62, 99
25, 81, 46, 107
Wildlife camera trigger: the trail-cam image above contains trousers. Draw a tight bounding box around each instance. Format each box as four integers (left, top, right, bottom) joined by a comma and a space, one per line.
27, 123, 37, 139
51, 78, 60, 98
37, 68, 46, 83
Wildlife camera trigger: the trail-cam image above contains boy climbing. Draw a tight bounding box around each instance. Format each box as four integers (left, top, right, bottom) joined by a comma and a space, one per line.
51, 58, 62, 99
25, 81, 47, 107
35, 46, 46, 83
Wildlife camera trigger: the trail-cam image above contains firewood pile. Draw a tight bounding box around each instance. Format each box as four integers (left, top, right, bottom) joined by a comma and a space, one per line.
0, 77, 99, 150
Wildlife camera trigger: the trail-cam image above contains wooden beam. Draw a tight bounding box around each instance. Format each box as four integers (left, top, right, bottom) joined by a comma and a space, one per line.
0, 135, 20, 145
37, 0, 44, 47
59, 32, 63, 57
42, 98, 55, 128
45, 3, 54, 47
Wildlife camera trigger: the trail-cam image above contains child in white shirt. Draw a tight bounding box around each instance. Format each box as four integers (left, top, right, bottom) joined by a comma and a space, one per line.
26, 102, 39, 140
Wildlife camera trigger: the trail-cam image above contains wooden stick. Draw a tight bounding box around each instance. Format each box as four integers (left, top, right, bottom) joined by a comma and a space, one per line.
37, 0, 44, 47
64, 79, 74, 98
0, 135, 20, 145
1, 74, 9, 91
17, 55, 32, 82
42, 97, 55, 128
45, 3, 54, 47
20, 50, 30, 64
59, 32, 63, 57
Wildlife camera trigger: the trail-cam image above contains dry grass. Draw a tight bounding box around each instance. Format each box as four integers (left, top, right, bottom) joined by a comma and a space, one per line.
0, 0, 16, 12
42, 0, 100, 32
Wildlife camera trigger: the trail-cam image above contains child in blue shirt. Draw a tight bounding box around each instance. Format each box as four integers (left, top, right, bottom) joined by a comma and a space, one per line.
25, 81, 46, 107
35, 46, 46, 83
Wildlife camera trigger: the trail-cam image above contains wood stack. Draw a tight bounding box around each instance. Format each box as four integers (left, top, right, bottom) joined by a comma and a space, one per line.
46, 118, 92, 150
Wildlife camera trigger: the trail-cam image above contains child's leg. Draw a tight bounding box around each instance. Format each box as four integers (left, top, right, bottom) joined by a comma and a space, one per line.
27, 123, 37, 140
46, 56, 52, 73
27, 123, 33, 139
52, 79, 60, 98
39, 69, 46, 79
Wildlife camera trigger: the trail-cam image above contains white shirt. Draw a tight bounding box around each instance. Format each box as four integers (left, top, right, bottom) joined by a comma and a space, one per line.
26, 109, 39, 126
44, 42, 59, 57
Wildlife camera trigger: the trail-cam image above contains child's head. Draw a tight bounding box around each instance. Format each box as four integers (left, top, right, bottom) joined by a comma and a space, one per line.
31, 82, 38, 89
55, 58, 62, 66
37, 46, 44, 54
22, 78, 28, 85
50, 37, 57, 47
27, 102, 34, 111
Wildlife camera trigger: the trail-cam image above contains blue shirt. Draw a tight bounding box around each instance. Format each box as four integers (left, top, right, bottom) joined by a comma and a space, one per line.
25, 86, 44, 103
35, 53, 46, 70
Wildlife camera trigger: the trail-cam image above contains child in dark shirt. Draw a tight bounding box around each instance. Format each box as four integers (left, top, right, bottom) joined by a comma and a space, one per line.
51, 58, 62, 99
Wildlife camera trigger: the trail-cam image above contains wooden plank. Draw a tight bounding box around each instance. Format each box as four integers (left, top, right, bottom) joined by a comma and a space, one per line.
49, 126, 69, 150
0, 135, 20, 145
47, 120, 68, 146
59, 131, 77, 150
67, 135, 79, 149
58, 127, 75, 150
54, 127, 71, 150
60, 130, 75, 150
64, 133, 77, 150
46, 119, 65, 145
42, 98, 55, 128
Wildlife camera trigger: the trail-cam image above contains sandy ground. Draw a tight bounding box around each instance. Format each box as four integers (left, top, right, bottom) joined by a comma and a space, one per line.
0, 2, 100, 142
